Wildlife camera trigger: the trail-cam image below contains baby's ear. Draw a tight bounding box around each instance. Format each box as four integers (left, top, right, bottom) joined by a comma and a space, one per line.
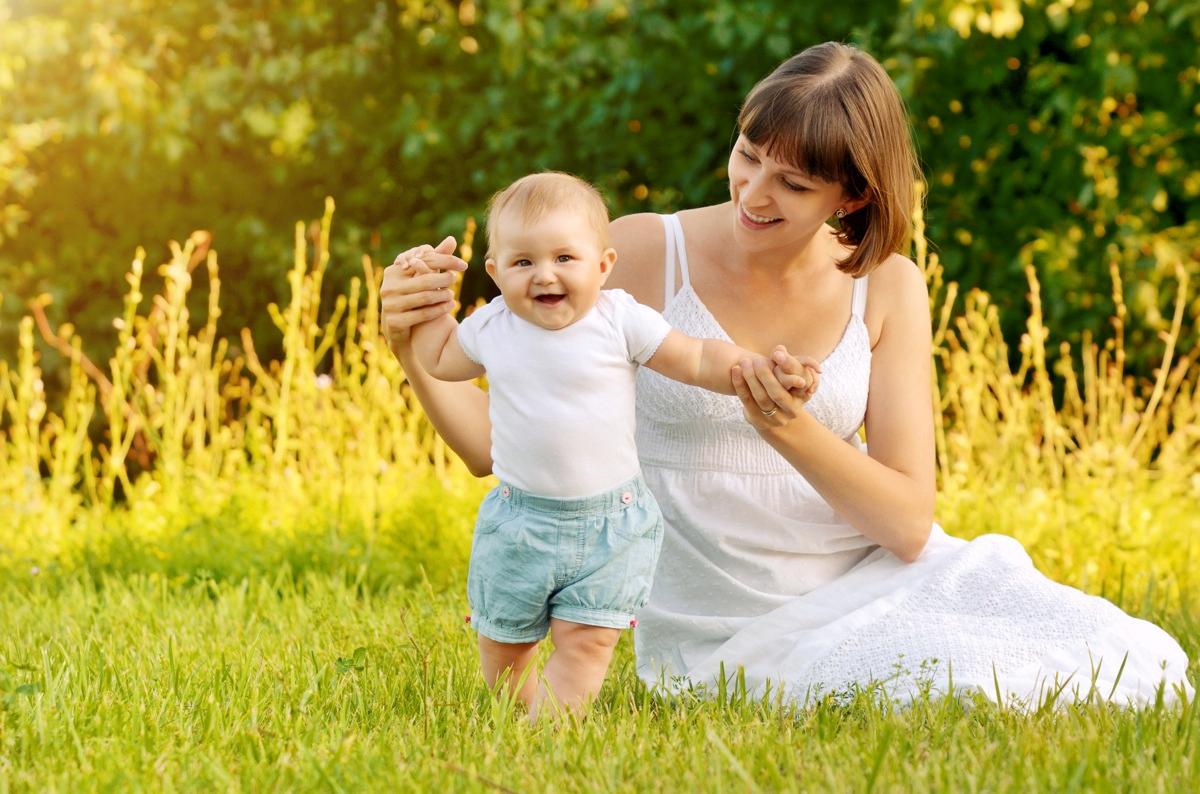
598, 247, 618, 281
484, 258, 498, 282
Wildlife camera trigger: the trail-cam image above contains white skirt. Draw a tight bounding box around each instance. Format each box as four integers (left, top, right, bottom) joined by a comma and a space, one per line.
635, 466, 1194, 708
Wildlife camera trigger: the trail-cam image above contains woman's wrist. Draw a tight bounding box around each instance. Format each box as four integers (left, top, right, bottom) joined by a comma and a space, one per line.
757, 409, 821, 456
388, 333, 415, 363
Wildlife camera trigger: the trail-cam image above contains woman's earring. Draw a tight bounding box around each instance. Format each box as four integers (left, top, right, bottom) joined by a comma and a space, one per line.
834, 209, 847, 219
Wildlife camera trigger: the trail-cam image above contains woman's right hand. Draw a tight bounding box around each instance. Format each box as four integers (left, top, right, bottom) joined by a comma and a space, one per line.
380, 235, 469, 355
732, 347, 821, 432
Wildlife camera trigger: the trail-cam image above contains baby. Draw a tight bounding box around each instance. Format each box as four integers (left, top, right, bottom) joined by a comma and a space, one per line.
404, 172, 818, 719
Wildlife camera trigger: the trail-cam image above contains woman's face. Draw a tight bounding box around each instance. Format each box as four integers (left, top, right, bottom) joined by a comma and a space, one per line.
726, 134, 858, 254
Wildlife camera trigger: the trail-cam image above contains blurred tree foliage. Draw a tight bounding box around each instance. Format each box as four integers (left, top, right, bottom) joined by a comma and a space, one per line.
1, 0, 1198, 387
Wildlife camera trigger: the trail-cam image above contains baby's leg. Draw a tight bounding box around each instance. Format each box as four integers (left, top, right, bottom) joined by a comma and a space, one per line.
477, 635, 539, 708
534, 618, 621, 720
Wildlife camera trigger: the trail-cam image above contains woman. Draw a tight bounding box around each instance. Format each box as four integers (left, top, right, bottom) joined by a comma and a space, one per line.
381, 42, 1192, 706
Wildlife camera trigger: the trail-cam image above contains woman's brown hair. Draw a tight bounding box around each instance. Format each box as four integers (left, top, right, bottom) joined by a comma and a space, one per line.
737, 42, 920, 276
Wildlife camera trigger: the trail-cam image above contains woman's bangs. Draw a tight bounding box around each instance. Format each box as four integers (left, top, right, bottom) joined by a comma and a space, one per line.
739, 82, 854, 188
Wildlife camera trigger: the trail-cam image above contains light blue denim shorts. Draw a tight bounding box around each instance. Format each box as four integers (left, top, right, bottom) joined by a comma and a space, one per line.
466, 475, 664, 644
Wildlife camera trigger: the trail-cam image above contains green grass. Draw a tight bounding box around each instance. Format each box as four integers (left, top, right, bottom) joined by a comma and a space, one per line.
3, 197, 1198, 789
1, 569, 1196, 792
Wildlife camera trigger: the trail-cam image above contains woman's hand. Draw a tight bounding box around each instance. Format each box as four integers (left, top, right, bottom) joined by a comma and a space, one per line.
732, 346, 821, 430
380, 236, 468, 355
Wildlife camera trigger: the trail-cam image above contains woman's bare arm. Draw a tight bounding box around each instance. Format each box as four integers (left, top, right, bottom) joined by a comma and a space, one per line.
381, 238, 494, 476
394, 345, 493, 476
734, 255, 936, 561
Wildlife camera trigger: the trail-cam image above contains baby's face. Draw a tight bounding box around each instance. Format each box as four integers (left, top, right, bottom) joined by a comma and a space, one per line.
485, 208, 616, 330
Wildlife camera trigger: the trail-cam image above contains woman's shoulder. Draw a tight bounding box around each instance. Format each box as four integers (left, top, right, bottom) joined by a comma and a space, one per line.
863, 252, 930, 349
607, 212, 667, 309
867, 252, 926, 294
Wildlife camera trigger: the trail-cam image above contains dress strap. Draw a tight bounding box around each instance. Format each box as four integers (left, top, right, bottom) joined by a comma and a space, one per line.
659, 214, 677, 313
851, 275, 869, 320
658, 214, 692, 315
665, 214, 692, 289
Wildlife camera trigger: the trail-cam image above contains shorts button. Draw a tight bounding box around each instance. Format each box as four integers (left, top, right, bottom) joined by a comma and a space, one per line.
501, 486, 511, 498
621, 491, 633, 505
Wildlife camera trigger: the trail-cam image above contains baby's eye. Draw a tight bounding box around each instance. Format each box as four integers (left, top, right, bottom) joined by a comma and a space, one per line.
556, 254, 573, 263
514, 258, 532, 267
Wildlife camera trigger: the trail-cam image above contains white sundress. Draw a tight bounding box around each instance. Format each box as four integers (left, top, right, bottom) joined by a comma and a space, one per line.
633, 213, 1194, 707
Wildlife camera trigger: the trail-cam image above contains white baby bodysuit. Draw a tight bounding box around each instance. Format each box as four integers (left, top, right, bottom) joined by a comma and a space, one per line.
457, 288, 671, 498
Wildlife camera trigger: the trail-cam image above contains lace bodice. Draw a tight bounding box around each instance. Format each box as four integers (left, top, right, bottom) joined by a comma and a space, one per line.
636, 214, 872, 474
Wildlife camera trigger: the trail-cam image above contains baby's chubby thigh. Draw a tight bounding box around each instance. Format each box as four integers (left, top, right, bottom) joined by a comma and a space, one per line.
550, 482, 665, 630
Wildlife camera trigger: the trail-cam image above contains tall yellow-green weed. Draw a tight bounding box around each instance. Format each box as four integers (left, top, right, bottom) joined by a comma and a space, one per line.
0, 198, 1195, 611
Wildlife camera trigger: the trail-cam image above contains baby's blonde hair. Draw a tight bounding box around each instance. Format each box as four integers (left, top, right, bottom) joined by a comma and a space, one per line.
485, 172, 611, 258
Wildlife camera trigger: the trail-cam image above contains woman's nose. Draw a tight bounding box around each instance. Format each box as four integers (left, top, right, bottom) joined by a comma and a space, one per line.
740, 171, 772, 207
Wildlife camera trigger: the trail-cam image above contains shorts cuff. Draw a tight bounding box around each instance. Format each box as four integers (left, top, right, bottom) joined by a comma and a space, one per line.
471, 613, 547, 644
551, 605, 637, 630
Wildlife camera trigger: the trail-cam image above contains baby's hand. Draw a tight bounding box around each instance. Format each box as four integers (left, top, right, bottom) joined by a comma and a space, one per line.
770, 346, 821, 403
397, 253, 437, 277
731, 346, 822, 428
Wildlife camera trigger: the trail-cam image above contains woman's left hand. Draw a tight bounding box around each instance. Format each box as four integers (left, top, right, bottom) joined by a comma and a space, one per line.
732, 346, 820, 431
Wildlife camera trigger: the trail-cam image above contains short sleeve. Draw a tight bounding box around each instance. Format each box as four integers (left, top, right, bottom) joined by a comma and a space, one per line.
456, 296, 506, 366
602, 289, 672, 364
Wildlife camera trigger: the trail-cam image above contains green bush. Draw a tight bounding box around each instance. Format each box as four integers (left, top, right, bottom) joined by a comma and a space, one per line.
2, 0, 1198, 386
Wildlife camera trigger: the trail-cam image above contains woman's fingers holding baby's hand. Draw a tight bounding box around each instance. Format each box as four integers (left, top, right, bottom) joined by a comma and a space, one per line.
735, 357, 797, 419
771, 365, 810, 394
390, 244, 433, 272
418, 236, 469, 273
379, 238, 467, 351
731, 364, 765, 425
380, 266, 457, 301
794, 353, 822, 373
753, 356, 800, 417
769, 346, 820, 400
801, 367, 820, 400
735, 348, 822, 430
399, 257, 434, 276
380, 265, 458, 349
771, 346, 822, 374
733, 360, 796, 430
388, 237, 468, 275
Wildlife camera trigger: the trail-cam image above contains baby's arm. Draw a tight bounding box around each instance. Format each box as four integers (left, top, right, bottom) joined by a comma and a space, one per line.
404, 258, 485, 382
645, 332, 820, 400
643, 330, 746, 395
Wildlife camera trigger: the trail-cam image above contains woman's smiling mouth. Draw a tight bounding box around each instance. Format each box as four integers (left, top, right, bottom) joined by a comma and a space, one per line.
739, 204, 783, 229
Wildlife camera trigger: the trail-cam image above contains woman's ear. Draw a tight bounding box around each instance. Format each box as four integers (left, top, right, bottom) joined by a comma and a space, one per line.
598, 247, 618, 283
841, 189, 872, 217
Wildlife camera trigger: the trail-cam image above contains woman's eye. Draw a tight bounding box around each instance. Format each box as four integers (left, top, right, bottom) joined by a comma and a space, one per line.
739, 148, 758, 163
782, 180, 808, 192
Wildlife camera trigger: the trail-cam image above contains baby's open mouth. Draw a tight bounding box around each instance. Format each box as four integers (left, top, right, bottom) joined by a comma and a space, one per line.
535, 294, 566, 305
